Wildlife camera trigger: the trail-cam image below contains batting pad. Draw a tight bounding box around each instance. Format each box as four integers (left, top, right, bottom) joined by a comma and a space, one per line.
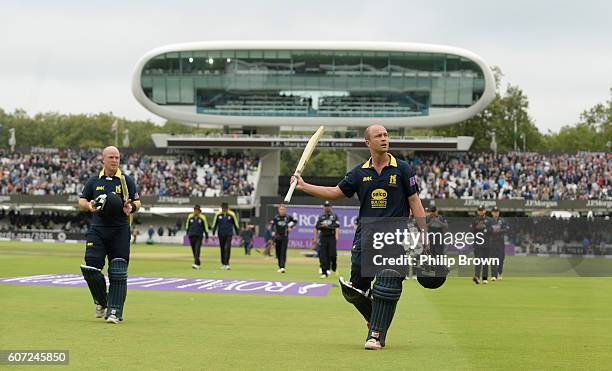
339, 276, 372, 322
80, 264, 108, 307
107, 258, 128, 319
370, 269, 403, 346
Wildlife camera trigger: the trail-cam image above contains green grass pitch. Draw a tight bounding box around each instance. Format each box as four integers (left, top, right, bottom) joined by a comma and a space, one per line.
1, 241, 611, 370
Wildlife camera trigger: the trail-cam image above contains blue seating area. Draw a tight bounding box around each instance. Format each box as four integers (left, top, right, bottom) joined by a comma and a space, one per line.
197, 93, 428, 118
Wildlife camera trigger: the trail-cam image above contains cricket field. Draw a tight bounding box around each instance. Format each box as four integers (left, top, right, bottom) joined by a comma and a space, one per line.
1, 241, 611, 370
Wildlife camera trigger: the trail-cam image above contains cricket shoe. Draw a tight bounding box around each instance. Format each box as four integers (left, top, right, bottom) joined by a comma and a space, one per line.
320, 274, 327, 279
365, 324, 387, 348
364, 338, 383, 350
491, 277, 497, 282
279, 268, 286, 273
472, 277, 480, 285
498, 275, 503, 280
225, 265, 231, 270
483, 279, 488, 284
95, 305, 106, 318
192, 264, 201, 270
106, 314, 120, 324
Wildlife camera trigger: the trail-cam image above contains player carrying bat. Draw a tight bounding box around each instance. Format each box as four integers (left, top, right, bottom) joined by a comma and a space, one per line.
291, 124, 427, 350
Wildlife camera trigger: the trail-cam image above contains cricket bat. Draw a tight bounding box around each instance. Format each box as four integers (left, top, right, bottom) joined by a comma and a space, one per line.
284, 125, 325, 203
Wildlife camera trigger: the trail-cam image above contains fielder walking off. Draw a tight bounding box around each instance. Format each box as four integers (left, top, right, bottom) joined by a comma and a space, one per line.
490, 206, 509, 280
212, 202, 240, 270
314, 200, 340, 278
270, 204, 296, 273
185, 204, 209, 269
471, 205, 492, 284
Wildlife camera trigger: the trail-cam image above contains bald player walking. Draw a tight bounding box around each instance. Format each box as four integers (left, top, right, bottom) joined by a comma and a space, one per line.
78, 146, 141, 324
292, 125, 426, 350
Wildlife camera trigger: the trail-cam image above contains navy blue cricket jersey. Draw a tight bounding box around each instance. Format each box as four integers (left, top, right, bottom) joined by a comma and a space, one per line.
338, 154, 419, 222
79, 169, 140, 227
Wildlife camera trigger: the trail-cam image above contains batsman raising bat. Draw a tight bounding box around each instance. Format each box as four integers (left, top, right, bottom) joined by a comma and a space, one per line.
284, 125, 325, 203
291, 124, 427, 350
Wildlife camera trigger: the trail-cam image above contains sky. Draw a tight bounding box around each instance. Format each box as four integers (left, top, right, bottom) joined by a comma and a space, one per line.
0, 0, 610, 133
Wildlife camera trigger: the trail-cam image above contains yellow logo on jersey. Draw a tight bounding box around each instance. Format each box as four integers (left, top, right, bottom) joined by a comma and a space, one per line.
362, 176, 372, 182
371, 188, 388, 209
389, 175, 397, 186
95, 186, 104, 191
115, 186, 122, 193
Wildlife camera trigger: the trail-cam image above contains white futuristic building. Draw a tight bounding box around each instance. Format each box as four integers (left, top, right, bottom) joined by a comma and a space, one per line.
132, 41, 496, 128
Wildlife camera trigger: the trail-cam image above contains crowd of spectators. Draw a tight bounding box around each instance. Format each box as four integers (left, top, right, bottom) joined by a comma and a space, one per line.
123, 153, 257, 197
0, 209, 90, 233
1, 149, 609, 199
0, 149, 259, 197
504, 216, 612, 255
409, 152, 610, 200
